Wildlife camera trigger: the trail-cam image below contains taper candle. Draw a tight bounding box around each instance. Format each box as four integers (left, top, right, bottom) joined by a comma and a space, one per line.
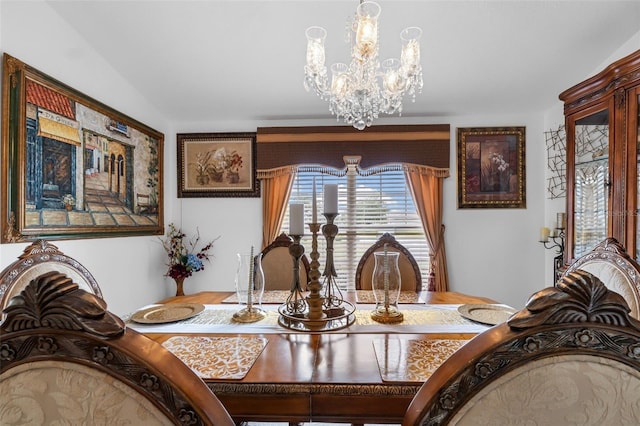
290, 203, 305, 235
312, 177, 317, 223
324, 184, 338, 214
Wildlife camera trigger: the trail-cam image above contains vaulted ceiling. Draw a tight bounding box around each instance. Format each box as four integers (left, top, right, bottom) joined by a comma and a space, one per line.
47, 1, 640, 125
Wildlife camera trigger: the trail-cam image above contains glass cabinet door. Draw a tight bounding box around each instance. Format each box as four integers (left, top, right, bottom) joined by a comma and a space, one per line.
634, 90, 640, 261
573, 109, 610, 259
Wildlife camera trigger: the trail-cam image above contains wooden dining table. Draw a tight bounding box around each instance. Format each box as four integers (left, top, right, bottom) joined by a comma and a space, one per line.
131, 290, 498, 424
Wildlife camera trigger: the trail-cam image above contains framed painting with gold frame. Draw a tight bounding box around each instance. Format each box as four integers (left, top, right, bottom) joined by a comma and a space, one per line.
177, 132, 259, 198
457, 126, 526, 209
1, 53, 164, 243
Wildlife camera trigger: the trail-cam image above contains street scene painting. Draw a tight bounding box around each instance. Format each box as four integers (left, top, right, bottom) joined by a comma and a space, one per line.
2, 54, 164, 242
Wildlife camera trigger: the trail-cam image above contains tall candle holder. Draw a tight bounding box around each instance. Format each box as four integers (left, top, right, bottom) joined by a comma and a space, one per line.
283, 234, 308, 315
540, 227, 565, 285
370, 244, 403, 324
278, 216, 355, 331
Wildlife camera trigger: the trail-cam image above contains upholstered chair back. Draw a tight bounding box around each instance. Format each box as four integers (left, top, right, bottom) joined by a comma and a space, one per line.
0, 271, 235, 426
355, 233, 422, 291
261, 232, 310, 291
563, 237, 640, 318
403, 270, 640, 426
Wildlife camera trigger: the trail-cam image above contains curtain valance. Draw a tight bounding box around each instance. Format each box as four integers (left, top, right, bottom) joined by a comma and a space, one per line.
257, 124, 450, 170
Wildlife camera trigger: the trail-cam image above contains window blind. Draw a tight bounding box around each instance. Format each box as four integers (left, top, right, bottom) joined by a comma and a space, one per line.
281, 168, 430, 289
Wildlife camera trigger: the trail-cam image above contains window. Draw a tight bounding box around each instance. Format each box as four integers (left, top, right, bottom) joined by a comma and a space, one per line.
280, 164, 430, 289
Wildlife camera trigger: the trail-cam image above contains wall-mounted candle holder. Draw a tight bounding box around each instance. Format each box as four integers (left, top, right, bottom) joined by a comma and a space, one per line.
540, 212, 566, 285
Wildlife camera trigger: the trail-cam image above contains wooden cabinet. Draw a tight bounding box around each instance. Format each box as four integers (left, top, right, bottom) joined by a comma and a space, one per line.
560, 49, 640, 263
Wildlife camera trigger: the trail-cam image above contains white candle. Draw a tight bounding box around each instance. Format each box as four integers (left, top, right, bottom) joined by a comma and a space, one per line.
324, 184, 338, 214
290, 203, 305, 235
556, 212, 566, 230
540, 227, 550, 242
312, 177, 317, 223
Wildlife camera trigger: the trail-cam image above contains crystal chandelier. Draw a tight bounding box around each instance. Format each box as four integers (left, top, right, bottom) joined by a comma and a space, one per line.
304, 1, 423, 130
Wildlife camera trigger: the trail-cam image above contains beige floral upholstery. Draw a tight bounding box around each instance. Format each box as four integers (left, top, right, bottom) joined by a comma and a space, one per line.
403, 270, 640, 426
1, 361, 173, 425
451, 355, 640, 425
563, 237, 640, 318
0, 271, 235, 426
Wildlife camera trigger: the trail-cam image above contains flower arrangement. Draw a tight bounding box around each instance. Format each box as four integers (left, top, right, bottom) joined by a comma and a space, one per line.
62, 194, 76, 207
161, 223, 219, 280
213, 147, 243, 174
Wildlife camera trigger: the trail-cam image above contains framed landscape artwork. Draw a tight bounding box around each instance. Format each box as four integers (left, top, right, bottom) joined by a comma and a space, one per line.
1, 54, 164, 242
177, 132, 259, 198
457, 126, 526, 209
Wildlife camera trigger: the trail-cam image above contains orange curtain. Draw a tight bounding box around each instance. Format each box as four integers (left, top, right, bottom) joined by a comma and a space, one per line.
404, 164, 450, 292
257, 167, 296, 250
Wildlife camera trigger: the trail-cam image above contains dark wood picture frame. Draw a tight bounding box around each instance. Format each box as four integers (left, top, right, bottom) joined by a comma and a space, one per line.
1, 54, 164, 243
457, 126, 526, 209
177, 132, 259, 198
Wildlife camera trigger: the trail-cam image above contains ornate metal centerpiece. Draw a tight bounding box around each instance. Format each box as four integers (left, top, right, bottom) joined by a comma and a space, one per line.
278, 212, 356, 332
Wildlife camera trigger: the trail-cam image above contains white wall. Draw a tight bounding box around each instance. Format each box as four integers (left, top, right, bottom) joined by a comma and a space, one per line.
1, 2, 636, 316
0, 2, 172, 315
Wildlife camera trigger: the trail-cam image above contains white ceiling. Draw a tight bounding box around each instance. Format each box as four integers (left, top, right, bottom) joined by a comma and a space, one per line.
47, 0, 640, 125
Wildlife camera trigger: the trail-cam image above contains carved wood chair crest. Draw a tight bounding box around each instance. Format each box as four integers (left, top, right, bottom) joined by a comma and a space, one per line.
0, 240, 103, 315
1, 272, 234, 426
403, 270, 640, 426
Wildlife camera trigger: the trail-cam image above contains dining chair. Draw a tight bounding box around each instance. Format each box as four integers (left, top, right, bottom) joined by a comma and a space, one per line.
261, 232, 310, 291
0, 270, 235, 426
561, 237, 640, 319
402, 269, 640, 426
355, 233, 422, 291
0, 239, 102, 318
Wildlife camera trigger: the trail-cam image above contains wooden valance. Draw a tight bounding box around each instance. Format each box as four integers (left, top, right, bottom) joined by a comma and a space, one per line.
257, 124, 450, 170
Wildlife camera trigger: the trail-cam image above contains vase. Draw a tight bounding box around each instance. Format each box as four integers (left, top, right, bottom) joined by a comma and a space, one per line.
174, 277, 185, 297
226, 172, 240, 184
371, 251, 403, 323
235, 252, 264, 307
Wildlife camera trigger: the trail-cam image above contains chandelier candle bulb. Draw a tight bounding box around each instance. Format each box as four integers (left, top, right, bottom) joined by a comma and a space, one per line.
290, 203, 305, 235
324, 184, 338, 214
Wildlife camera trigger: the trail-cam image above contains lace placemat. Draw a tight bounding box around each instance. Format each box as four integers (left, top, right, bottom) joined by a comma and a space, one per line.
162, 336, 268, 379
222, 290, 299, 304
373, 338, 469, 382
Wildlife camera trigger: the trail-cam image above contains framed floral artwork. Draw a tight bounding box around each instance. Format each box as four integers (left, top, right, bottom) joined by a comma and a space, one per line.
177, 132, 259, 197
1, 54, 164, 243
457, 126, 526, 209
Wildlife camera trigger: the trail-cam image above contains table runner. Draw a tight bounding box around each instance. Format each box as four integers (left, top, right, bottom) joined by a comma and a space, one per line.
221, 290, 425, 304
127, 304, 492, 334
